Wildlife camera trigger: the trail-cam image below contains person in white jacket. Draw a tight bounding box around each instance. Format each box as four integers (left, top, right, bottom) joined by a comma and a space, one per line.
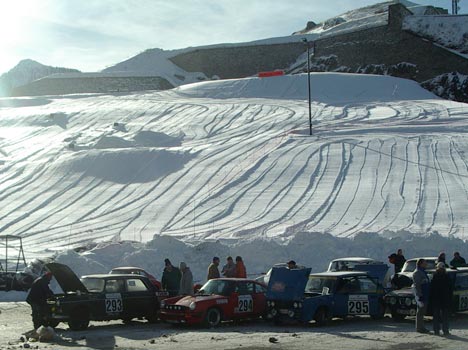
179, 262, 194, 296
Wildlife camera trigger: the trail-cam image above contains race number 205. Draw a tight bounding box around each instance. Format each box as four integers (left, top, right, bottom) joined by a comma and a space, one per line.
348, 295, 369, 314
105, 293, 123, 314
237, 295, 253, 313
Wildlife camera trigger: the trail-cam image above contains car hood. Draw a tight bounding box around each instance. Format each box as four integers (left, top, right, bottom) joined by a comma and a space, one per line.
173, 294, 228, 306
266, 267, 312, 301
46, 262, 88, 294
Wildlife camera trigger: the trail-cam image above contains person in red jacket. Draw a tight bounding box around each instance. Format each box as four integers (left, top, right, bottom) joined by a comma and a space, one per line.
235, 256, 247, 278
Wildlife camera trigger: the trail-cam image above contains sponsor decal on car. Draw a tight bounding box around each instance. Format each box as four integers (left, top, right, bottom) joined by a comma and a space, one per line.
216, 299, 228, 305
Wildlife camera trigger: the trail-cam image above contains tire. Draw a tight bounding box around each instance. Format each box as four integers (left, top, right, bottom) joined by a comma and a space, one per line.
146, 313, 159, 323
68, 308, 90, 330
68, 318, 89, 330
204, 308, 222, 328
391, 311, 405, 322
314, 307, 330, 326
371, 302, 386, 320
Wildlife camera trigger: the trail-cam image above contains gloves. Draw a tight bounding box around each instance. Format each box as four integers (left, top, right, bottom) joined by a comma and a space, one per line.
417, 301, 424, 308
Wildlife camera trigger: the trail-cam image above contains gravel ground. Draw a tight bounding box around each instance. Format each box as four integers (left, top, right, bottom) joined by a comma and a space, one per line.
1, 302, 468, 350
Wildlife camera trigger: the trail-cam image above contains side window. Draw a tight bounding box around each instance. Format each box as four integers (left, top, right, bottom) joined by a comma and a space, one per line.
358, 277, 377, 293
126, 279, 149, 292
455, 273, 468, 289
105, 279, 125, 293
236, 282, 254, 295
255, 283, 267, 294
337, 277, 361, 293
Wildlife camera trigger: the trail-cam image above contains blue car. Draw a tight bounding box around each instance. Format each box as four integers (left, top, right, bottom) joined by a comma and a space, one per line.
266, 267, 386, 325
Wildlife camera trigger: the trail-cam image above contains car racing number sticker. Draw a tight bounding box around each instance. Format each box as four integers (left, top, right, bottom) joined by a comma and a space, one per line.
236, 295, 253, 313
105, 293, 123, 314
459, 293, 468, 311
348, 295, 369, 315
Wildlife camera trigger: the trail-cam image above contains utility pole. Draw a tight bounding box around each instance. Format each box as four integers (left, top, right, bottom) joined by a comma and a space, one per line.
302, 38, 312, 136
453, 0, 461, 14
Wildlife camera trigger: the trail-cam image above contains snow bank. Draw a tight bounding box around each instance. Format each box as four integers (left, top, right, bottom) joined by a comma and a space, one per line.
176, 73, 437, 103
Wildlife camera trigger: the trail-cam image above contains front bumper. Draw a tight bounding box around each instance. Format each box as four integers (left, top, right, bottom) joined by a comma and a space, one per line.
159, 310, 204, 325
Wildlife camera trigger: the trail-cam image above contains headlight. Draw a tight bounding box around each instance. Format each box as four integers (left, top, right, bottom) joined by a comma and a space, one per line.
288, 310, 295, 318
189, 302, 196, 311
412, 298, 417, 305
389, 297, 397, 305
270, 301, 275, 307
271, 309, 278, 316
405, 298, 412, 306
293, 302, 298, 308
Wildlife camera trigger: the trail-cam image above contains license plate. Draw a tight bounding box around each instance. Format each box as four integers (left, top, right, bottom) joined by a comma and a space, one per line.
397, 309, 411, 315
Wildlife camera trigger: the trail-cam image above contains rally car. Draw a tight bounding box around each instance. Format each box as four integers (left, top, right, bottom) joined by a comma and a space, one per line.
159, 278, 267, 327
384, 267, 468, 321
266, 267, 385, 325
110, 266, 162, 290
327, 257, 389, 286
45, 262, 166, 330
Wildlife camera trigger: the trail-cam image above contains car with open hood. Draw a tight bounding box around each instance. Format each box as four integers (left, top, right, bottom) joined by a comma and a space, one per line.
159, 278, 267, 327
266, 267, 386, 325
384, 267, 468, 320
45, 262, 166, 330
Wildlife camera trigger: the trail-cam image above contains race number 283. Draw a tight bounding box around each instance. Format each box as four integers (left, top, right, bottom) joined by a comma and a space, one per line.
105, 293, 123, 313
237, 295, 253, 313
348, 295, 369, 314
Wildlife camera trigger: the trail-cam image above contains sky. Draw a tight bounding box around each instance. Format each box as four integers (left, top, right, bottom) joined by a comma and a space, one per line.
0, 0, 466, 74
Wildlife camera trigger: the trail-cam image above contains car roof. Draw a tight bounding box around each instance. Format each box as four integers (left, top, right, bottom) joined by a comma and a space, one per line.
208, 278, 261, 283
331, 257, 377, 262
405, 257, 438, 262
310, 271, 370, 278
82, 274, 147, 279
111, 267, 145, 271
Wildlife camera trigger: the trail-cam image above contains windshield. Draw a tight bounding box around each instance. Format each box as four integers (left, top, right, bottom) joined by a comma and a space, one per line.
305, 276, 337, 293
401, 259, 436, 273
81, 278, 105, 292
198, 279, 236, 296
329, 260, 373, 271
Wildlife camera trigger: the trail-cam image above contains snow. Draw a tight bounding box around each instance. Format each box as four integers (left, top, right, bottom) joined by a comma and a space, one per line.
1, 72, 468, 268
403, 15, 468, 55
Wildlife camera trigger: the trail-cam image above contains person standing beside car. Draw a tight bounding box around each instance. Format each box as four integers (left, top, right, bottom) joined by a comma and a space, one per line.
450, 252, 466, 268
235, 256, 247, 278
222, 256, 236, 277
430, 262, 452, 336
207, 256, 220, 280
412, 258, 430, 334
161, 259, 181, 297
26, 272, 54, 330
179, 262, 194, 296
394, 249, 406, 273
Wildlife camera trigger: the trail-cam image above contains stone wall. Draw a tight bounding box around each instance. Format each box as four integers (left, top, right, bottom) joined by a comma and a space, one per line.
13, 76, 174, 96
312, 25, 468, 82
170, 43, 305, 79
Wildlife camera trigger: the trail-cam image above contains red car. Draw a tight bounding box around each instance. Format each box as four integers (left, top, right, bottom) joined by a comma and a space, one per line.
110, 267, 162, 291
159, 278, 267, 327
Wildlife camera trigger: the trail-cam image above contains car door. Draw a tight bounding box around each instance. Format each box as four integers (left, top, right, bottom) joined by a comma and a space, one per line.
454, 272, 468, 312
103, 278, 125, 319
335, 276, 371, 317
122, 277, 154, 318
253, 283, 267, 316
355, 276, 381, 316
233, 281, 255, 319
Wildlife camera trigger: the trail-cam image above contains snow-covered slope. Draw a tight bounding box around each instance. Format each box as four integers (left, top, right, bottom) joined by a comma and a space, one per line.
0, 59, 80, 96
0, 73, 467, 259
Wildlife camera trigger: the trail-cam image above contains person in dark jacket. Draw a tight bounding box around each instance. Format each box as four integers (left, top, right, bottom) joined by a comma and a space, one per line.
207, 256, 220, 281
412, 258, 430, 333
222, 256, 236, 278
26, 272, 54, 329
161, 259, 182, 297
450, 252, 466, 268
437, 252, 448, 268
430, 262, 453, 336
394, 249, 406, 273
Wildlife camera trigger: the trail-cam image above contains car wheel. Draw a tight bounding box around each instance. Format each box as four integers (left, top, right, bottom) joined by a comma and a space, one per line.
204, 308, 221, 328
371, 302, 386, 320
68, 308, 90, 330
391, 312, 405, 322
314, 307, 329, 326
146, 313, 159, 323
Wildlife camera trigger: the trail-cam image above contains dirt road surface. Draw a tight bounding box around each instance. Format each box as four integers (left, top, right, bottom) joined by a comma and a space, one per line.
1, 302, 468, 350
